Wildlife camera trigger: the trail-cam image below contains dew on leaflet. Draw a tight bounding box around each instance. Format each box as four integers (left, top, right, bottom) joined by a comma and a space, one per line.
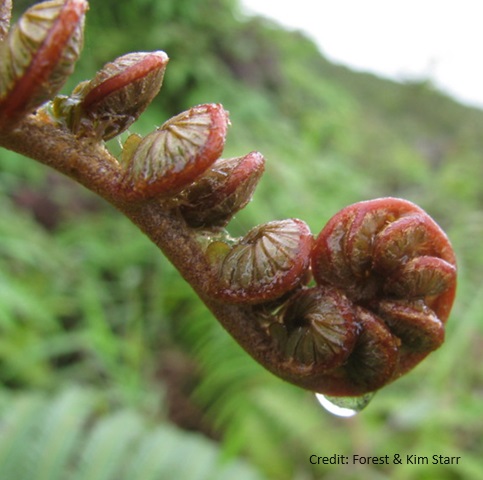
315, 392, 375, 417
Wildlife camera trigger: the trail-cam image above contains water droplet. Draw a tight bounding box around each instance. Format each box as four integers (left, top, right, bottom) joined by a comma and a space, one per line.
315, 392, 375, 417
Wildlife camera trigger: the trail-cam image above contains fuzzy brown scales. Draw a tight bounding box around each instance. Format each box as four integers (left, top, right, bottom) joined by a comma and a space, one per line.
0, 0, 458, 401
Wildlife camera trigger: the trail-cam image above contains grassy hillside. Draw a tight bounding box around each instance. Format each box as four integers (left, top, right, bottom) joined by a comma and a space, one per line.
1, 1, 482, 479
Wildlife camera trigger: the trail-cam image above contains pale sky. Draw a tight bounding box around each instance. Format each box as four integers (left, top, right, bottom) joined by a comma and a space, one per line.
240, 0, 483, 109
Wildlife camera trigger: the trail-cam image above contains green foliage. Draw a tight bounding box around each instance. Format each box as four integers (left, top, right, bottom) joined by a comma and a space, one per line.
1, 0, 483, 479
0, 387, 265, 480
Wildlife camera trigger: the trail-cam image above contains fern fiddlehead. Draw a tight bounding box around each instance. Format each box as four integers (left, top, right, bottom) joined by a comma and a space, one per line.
259, 198, 456, 396
0, 0, 457, 402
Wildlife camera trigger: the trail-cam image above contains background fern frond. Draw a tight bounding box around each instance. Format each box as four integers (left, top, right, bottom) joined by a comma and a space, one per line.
0, 387, 265, 480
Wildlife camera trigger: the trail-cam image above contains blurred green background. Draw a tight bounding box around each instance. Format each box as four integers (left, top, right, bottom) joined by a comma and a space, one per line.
1, 0, 482, 479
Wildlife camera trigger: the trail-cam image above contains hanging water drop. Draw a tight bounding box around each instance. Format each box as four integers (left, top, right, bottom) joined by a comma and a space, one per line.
315, 392, 375, 417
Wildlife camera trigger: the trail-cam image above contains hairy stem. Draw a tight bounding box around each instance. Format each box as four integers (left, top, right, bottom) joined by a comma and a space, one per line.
1, 111, 457, 397
0, 114, 298, 387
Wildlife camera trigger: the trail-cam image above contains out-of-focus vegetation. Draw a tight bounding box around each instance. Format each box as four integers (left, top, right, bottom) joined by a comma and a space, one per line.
1, 0, 483, 479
